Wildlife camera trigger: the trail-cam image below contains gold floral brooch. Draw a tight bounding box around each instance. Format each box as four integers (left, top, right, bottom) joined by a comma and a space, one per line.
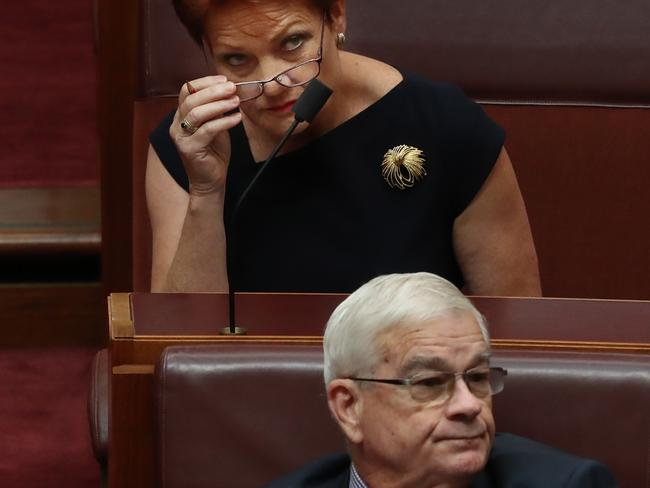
381, 145, 427, 190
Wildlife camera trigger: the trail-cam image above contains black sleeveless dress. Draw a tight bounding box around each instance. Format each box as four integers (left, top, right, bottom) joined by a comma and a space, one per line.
150, 72, 505, 293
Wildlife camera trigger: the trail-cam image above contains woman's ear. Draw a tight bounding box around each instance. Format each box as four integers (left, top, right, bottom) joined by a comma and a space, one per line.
327, 378, 363, 444
328, 0, 347, 36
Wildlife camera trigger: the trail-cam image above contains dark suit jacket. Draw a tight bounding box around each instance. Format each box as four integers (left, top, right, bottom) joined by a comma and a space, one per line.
262, 433, 617, 487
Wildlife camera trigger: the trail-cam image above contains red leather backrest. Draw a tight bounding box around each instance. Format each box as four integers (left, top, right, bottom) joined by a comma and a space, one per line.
155, 344, 649, 488
138, 0, 650, 104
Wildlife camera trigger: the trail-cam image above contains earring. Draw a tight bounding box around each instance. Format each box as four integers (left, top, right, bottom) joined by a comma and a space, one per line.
336, 32, 346, 48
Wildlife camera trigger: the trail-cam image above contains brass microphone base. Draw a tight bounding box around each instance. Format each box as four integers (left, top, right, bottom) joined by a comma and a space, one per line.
219, 326, 248, 336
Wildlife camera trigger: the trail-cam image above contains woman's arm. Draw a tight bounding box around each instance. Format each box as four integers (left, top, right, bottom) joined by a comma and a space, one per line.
453, 147, 542, 296
146, 76, 242, 292
146, 146, 229, 292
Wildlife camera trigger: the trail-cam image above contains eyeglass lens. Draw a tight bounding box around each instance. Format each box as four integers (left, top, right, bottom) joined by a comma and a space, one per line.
409, 368, 506, 404
235, 60, 321, 101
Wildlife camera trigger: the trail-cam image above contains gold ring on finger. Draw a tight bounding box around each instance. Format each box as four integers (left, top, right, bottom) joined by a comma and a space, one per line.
180, 118, 198, 135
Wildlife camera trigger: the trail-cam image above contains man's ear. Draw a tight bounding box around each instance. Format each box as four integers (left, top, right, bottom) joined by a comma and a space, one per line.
327, 378, 363, 444
328, 0, 347, 36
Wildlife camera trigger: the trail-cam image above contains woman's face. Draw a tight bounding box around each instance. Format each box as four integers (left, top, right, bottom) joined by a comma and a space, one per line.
204, 0, 343, 138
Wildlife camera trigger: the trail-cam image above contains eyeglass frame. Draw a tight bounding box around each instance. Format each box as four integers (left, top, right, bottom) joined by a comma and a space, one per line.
348, 367, 507, 405
232, 11, 327, 102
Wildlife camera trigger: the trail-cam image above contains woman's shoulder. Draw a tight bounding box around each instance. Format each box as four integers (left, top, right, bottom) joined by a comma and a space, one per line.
149, 109, 190, 191
401, 71, 475, 111
397, 72, 496, 141
343, 53, 477, 115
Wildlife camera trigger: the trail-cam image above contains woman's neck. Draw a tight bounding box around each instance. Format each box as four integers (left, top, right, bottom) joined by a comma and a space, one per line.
243, 52, 402, 162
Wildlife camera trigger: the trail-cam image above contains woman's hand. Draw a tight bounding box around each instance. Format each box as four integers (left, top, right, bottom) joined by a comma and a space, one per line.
170, 75, 242, 196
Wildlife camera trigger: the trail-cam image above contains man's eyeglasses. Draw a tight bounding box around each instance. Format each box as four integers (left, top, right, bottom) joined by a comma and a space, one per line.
348, 367, 507, 406
234, 13, 326, 102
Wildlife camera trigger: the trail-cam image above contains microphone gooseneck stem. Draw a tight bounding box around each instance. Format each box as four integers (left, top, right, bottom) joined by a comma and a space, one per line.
226, 79, 334, 334
232, 118, 300, 219
227, 118, 301, 334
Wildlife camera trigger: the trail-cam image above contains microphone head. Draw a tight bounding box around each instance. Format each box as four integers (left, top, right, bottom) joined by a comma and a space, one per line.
292, 79, 333, 123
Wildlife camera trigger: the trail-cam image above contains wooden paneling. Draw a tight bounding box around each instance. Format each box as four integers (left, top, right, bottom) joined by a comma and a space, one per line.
109, 371, 155, 488
485, 105, 650, 300
0, 284, 105, 346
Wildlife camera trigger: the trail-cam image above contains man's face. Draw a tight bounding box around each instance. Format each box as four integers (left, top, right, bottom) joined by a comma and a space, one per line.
354, 312, 495, 486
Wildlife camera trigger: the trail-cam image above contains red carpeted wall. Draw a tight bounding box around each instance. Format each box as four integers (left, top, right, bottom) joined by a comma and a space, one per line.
0, 0, 98, 188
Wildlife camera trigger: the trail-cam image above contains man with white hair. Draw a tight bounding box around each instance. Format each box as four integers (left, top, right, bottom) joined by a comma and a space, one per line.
265, 272, 616, 487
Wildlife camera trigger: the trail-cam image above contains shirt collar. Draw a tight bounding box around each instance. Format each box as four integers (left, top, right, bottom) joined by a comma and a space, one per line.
349, 460, 490, 488
349, 463, 369, 488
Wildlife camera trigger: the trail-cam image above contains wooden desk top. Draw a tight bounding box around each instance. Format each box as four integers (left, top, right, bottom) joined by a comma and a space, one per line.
109, 293, 650, 362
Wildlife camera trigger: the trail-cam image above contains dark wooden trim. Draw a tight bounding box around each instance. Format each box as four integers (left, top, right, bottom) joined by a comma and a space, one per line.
0, 283, 105, 346
0, 233, 100, 255
97, 0, 140, 294
109, 371, 155, 488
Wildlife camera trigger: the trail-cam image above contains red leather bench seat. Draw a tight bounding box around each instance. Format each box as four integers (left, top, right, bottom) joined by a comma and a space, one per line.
155, 344, 650, 488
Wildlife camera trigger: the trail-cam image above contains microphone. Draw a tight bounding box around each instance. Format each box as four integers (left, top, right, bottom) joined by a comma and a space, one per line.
222, 79, 333, 335
292, 79, 334, 123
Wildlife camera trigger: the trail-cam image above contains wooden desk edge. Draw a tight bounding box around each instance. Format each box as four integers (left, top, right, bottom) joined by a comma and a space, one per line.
113, 364, 155, 374
109, 293, 134, 339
